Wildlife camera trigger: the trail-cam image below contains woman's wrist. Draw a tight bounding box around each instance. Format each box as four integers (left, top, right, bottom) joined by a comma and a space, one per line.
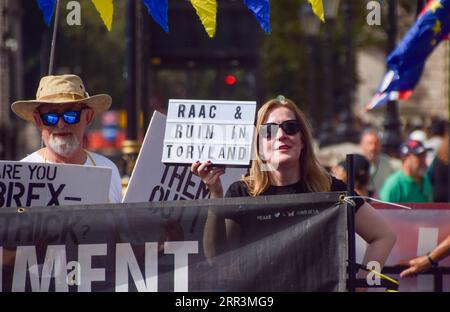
206, 184, 223, 197
426, 252, 439, 267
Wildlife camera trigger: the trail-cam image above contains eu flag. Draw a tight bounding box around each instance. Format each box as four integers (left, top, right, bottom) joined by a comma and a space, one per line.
366, 0, 450, 110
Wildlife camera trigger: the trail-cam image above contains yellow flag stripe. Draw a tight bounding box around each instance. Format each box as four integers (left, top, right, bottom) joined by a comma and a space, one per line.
190, 0, 217, 38
307, 0, 325, 22
91, 0, 114, 31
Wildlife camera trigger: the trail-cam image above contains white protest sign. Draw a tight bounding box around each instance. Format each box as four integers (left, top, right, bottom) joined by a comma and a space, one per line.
123, 111, 244, 203
162, 99, 256, 166
0, 161, 111, 207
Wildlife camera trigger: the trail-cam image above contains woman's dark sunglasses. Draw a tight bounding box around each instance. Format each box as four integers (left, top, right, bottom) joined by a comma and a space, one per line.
40, 109, 84, 126
260, 120, 301, 139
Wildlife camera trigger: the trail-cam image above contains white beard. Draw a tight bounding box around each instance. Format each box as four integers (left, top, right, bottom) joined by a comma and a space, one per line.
47, 132, 80, 157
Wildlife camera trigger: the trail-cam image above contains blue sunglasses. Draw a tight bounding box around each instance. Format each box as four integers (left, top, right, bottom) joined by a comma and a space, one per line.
39, 109, 84, 126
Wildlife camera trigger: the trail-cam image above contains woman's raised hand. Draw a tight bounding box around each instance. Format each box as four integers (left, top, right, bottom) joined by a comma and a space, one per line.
191, 160, 225, 198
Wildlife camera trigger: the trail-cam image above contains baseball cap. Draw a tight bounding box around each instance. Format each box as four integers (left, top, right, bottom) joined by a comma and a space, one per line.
399, 139, 432, 157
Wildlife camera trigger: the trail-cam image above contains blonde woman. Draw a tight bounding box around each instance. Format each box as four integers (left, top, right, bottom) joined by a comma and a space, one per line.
192, 96, 396, 269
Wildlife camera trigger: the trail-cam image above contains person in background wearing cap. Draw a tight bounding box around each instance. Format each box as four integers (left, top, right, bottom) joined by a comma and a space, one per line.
11, 74, 122, 203
379, 139, 433, 203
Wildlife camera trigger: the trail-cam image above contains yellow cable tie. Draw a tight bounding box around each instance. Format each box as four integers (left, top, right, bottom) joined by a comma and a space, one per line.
370, 269, 400, 285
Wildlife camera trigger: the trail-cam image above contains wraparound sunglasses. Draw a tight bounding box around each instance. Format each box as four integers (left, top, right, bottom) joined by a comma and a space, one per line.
260, 120, 301, 139
39, 109, 85, 126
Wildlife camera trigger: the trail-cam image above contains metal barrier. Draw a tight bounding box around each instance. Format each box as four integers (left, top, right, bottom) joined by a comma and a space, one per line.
382, 266, 450, 292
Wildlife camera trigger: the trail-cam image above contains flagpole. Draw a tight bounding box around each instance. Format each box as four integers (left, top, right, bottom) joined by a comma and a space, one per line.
48, 0, 61, 75
382, 0, 402, 157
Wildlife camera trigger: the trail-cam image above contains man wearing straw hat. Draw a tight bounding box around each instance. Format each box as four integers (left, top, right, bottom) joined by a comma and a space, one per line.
11, 74, 122, 203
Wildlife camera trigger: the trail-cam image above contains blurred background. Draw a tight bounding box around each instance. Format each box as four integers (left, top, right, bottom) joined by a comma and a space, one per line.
1, 0, 449, 176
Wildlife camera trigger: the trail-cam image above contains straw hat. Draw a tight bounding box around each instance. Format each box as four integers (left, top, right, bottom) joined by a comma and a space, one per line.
11, 74, 112, 121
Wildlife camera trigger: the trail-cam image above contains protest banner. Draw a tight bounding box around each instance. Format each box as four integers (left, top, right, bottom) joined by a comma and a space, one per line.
162, 99, 256, 166
0, 161, 110, 207
123, 111, 244, 203
0, 192, 347, 292
357, 203, 450, 291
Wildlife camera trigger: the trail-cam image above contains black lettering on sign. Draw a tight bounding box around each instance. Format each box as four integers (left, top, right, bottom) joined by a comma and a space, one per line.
175, 124, 183, 138
239, 127, 246, 139
199, 105, 205, 118
182, 171, 197, 200
0, 163, 22, 180
227, 147, 236, 160
209, 105, 216, 118
205, 125, 214, 139
0, 181, 6, 207
186, 125, 193, 138
28, 165, 57, 181
188, 105, 195, 118
172, 124, 215, 140
36, 166, 45, 180
196, 182, 209, 199
6, 182, 25, 207
239, 147, 246, 160
231, 126, 247, 140
208, 146, 214, 159
161, 165, 170, 184
169, 166, 188, 192
166, 144, 173, 158
149, 185, 164, 202
176, 146, 183, 158
64, 197, 82, 202
181, 104, 217, 119
178, 104, 185, 118
186, 145, 194, 159
28, 165, 38, 180
197, 145, 205, 159
13, 182, 25, 207
218, 147, 225, 159
47, 184, 65, 206
26, 183, 45, 206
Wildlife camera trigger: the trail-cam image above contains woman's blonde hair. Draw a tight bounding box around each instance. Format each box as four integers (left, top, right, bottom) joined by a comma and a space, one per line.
242, 96, 331, 196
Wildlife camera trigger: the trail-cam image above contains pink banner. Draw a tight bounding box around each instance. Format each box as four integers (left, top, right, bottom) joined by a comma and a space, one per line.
357, 203, 450, 291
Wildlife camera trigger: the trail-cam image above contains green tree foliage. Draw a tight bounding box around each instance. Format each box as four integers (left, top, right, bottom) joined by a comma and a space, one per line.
56, 0, 126, 108
260, 0, 400, 127
261, 0, 307, 109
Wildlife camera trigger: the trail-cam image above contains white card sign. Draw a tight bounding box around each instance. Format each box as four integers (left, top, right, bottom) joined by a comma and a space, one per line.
123, 111, 244, 203
162, 99, 257, 166
0, 161, 111, 207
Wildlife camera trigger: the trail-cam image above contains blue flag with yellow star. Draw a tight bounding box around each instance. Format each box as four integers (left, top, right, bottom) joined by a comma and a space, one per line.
367, 0, 450, 110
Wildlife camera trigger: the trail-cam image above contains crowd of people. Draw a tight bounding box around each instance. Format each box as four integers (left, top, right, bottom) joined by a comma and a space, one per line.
331, 121, 449, 204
